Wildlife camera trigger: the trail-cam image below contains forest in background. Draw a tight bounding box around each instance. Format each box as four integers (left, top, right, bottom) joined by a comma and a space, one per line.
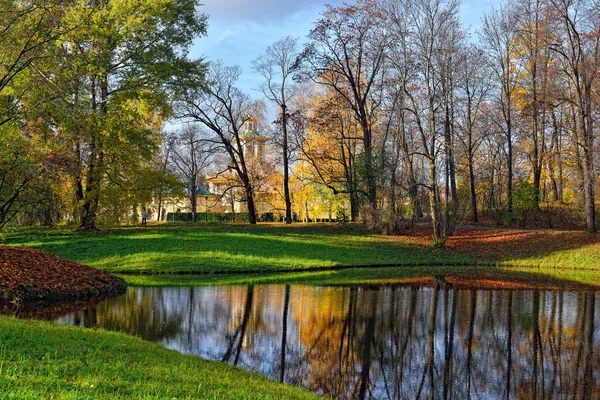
2, 0, 600, 246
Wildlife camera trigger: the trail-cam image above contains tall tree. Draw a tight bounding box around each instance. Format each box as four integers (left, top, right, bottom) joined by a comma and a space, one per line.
55, 0, 207, 230
179, 62, 262, 225
299, 0, 387, 211
456, 44, 491, 222
513, 0, 556, 211
298, 87, 362, 221
547, 0, 600, 233
387, 0, 462, 245
253, 36, 299, 224
481, 4, 520, 219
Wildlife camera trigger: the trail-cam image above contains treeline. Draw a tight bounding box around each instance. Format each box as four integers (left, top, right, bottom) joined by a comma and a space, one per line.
290, 0, 600, 244
2, 0, 600, 245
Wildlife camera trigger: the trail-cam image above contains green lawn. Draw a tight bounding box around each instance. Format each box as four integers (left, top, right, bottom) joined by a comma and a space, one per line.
0, 316, 316, 400
4, 223, 600, 275
1, 223, 485, 273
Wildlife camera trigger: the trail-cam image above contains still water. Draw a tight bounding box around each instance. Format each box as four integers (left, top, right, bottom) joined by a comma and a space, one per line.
54, 284, 599, 399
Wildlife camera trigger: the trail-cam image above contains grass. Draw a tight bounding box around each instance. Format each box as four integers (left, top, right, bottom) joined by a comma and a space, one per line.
2, 223, 479, 273
121, 265, 600, 290
0, 315, 317, 400
4, 223, 600, 274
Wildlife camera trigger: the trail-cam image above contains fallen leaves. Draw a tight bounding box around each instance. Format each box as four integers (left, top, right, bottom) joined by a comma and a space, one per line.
0, 245, 126, 304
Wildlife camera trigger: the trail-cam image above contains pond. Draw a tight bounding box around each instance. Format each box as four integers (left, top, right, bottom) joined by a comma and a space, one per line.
44, 284, 600, 398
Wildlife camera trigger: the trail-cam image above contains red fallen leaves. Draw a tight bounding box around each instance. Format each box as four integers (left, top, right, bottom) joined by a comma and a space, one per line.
443, 228, 600, 259
0, 245, 126, 304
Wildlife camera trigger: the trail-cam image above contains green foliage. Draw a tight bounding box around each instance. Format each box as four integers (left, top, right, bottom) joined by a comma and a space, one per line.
0, 123, 61, 228
510, 180, 537, 226
513, 180, 536, 211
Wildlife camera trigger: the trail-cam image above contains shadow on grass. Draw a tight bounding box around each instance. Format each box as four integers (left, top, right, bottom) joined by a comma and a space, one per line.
4, 224, 600, 278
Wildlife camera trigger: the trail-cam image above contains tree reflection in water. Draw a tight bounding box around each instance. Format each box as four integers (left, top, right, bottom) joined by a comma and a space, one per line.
55, 284, 600, 399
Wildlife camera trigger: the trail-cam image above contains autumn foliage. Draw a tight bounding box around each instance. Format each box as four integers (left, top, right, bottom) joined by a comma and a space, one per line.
0, 246, 125, 303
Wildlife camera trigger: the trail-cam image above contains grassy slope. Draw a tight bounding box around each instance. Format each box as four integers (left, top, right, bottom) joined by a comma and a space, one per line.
4, 223, 600, 274
3, 224, 478, 273
0, 316, 316, 400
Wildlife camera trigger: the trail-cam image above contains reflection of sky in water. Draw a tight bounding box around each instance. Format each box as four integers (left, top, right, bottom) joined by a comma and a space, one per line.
56, 285, 600, 399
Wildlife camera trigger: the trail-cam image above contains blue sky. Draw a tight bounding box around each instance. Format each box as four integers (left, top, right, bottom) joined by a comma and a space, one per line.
190, 0, 500, 96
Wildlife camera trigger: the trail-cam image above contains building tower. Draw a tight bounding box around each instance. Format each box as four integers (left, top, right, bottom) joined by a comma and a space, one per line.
240, 117, 268, 162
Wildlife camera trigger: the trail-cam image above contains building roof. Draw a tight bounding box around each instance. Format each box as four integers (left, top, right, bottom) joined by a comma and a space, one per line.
197, 187, 215, 196
185, 186, 217, 197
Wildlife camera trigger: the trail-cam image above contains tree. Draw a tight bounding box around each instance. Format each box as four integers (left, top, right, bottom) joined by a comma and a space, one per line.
170, 125, 214, 221
481, 4, 520, 218
547, 0, 600, 233
53, 0, 207, 230
299, 0, 387, 211
0, 0, 67, 126
455, 45, 492, 222
0, 123, 60, 228
252, 35, 299, 224
387, 0, 462, 245
298, 87, 361, 221
512, 0, 558, 211
179, 62, 263, 225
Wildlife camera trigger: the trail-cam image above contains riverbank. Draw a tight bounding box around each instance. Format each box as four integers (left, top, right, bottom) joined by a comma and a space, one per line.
0, 316, 316, 399
2, 223, 600, 399
5, 223, 600, 274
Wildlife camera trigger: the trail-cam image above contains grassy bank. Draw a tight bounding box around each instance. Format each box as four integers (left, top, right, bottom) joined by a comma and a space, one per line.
4, 223, 600, 275
122, 266, 600, 291
0, 316, 316, 400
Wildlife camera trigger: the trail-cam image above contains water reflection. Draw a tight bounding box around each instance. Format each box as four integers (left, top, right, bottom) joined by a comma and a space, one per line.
54, 284, 600, 399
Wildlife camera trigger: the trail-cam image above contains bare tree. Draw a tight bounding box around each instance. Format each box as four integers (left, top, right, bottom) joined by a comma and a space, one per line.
298, 0, 388, 211
387, 0, 462, 245
252, 36, 298, 224
455, 44, 492, 222
170, 125, 214, 222
481, 4, 521, 218
178, 61, 262, 224
547, 0, 600, 233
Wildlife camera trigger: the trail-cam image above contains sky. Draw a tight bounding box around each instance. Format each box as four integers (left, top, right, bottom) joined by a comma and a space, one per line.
190, 0, 500, 97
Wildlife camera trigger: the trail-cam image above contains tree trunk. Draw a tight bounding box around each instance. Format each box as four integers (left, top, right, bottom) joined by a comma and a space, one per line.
282, 106, 292, 224
429, 161, 443, 245
469, 154, 478, 222
190, 185, 197, 222
581, 96, 595, 233
246, 186, 257, 225
362, 122, 377, 210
